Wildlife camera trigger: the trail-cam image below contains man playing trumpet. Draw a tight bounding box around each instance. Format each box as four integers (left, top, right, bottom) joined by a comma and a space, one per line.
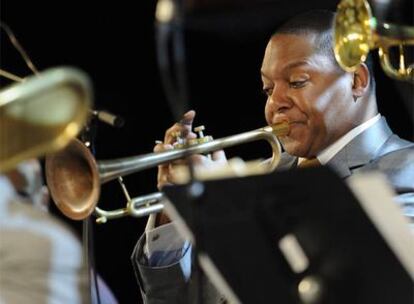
132, 10, 414, 304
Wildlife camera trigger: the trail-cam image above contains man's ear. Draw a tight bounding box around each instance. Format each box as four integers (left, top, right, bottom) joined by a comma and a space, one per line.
352, 63, 370, 100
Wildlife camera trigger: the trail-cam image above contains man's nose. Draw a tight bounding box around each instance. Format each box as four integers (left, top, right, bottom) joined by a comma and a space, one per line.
268, 87, 292, 113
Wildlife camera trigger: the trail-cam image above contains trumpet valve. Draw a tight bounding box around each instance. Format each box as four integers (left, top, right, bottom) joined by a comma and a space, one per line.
172, 131, 185, 148
194, 125, 205, 137
173, 125, 213, 149
196, 135, 213, 144
194, 125, 213, 144
172, 131, 183, 142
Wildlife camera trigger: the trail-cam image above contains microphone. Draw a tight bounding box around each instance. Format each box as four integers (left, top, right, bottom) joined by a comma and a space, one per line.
90, 110, 125, 128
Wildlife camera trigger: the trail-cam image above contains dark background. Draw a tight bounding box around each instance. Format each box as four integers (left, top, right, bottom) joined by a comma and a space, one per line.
1, 0, 413, 303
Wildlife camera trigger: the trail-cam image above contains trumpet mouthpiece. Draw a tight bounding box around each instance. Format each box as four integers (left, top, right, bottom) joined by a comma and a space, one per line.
270, 121, 290, 136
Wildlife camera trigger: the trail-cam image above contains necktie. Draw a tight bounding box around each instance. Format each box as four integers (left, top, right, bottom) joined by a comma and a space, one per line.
297, 157, 321, 168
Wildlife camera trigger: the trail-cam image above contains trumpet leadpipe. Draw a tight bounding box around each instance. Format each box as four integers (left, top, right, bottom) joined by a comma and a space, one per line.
98, 122, 289, 183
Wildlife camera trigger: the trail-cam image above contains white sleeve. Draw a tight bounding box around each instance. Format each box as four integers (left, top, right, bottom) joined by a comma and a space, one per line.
143, 214, 191, 268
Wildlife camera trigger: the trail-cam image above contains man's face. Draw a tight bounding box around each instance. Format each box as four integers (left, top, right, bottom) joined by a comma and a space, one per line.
261, 34, 356, 157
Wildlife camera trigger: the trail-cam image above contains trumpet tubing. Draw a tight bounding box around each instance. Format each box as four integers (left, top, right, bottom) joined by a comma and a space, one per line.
45, 122, 289, 221
98, 122, 289, 183
95, 192, 165, 224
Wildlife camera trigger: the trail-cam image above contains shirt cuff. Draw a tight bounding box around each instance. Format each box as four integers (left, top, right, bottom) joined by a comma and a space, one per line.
144, 221, 190, 267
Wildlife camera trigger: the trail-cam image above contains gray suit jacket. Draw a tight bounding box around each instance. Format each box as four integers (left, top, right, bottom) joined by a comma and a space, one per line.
131, 117, 414, 304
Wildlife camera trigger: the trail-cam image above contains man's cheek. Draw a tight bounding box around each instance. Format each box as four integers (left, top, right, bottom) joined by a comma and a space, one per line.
288, 123, 308, 142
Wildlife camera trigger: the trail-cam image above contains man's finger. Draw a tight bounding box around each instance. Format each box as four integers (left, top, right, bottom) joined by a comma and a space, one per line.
164, 110, 196, 143
179, 110, 196, 125
211, 150, 227, 163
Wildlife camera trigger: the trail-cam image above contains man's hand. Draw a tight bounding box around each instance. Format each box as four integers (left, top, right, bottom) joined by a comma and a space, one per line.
153, 110, 227, 226
154, 110, 227, 190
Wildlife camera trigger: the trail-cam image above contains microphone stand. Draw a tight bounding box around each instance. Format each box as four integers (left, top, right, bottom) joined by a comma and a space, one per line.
155, 1, 206, 303
79, 118, 101, 304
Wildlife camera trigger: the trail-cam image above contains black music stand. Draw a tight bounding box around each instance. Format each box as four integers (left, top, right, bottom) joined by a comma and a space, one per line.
162, 166, 413, 304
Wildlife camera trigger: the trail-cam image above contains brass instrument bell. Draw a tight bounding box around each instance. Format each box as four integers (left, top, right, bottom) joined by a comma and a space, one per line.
334, 0, 414, 82
0, 67, 92, 172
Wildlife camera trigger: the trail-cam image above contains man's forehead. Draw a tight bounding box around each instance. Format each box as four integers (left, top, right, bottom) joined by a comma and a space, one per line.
267, 34, 317, 59
261, 34, 330, 75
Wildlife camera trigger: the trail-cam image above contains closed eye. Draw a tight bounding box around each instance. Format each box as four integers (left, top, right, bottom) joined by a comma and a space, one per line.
289, 80, 307, 88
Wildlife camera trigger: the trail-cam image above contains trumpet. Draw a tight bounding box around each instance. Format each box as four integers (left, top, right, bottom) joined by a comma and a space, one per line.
45, 122, 289, 221
334, 0, 414, 82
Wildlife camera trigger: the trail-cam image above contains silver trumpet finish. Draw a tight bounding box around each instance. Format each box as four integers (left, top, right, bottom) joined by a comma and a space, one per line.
98, 124, 288, 183
95, 192, 165, 223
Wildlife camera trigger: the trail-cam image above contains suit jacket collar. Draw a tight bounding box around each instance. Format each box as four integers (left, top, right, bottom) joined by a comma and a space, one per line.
327, 117, 393, 178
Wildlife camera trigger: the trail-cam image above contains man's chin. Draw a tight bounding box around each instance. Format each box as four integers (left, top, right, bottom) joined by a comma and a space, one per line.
280, 139, 308, 157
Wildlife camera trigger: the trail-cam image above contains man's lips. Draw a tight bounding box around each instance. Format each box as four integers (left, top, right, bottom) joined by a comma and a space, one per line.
271, 116, 305, 136
272, 115, 291, 124
272, 116, 305, 126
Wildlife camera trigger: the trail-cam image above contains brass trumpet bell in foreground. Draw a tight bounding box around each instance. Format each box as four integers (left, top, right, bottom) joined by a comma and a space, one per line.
0, 67, 92, 172
334, 0, 414, 82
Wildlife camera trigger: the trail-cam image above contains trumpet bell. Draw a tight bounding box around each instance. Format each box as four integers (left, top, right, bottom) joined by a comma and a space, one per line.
0, 67, 92, 172
45, 138, 100, 220
334, 0, 374, 72
334, 0, 414, 82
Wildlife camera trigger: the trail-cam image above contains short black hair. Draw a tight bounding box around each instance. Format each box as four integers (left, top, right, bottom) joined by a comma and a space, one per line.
273, 10, 375, 91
